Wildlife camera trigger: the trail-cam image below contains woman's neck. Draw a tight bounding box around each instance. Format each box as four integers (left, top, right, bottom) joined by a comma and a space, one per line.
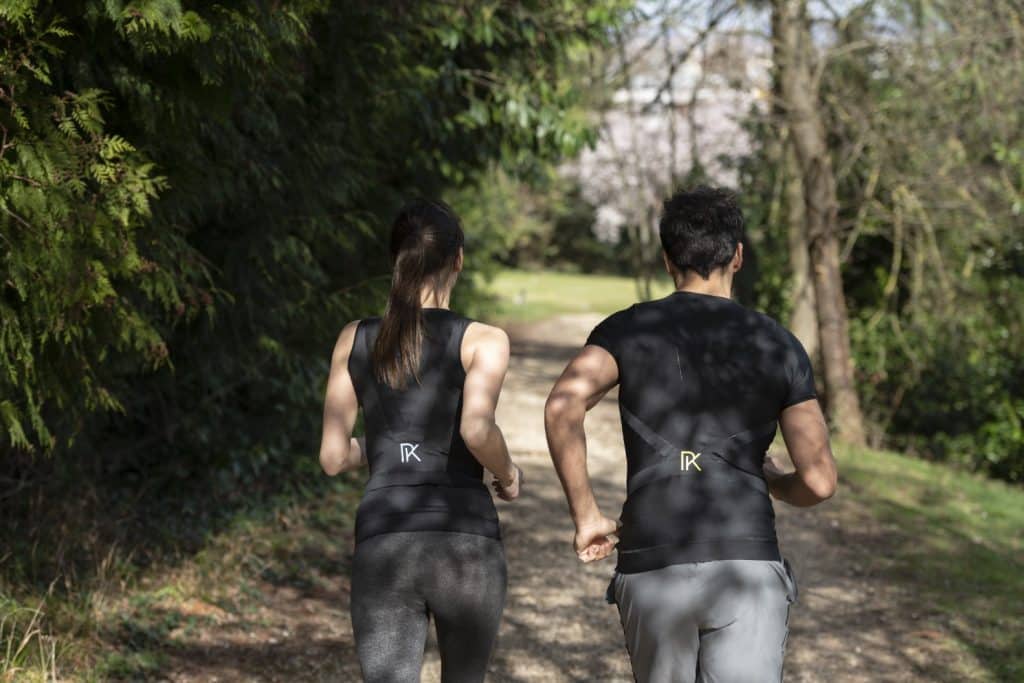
420, 287, 452, 309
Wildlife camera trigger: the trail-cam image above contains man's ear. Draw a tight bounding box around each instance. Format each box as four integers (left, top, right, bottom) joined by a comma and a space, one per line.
732, 242, 744, 273
662, 251, 675, 278
454, 247, 464, 273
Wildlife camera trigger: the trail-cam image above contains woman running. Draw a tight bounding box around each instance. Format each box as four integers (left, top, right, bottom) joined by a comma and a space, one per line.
319, 199, 521, 683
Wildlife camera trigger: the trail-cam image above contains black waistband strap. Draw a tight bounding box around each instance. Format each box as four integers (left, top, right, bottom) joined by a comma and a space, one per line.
365, 469, 486, 492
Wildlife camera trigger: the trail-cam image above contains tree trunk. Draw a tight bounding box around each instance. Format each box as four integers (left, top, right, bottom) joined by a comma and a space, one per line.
773, 0, 866, 445
784, 139, 820, 362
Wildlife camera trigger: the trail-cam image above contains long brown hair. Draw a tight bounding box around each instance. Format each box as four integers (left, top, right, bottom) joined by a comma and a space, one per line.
373, 199, 464, 389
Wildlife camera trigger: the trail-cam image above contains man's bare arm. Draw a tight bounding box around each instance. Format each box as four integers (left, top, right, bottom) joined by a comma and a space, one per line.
544, 345, 620, 561
766, 398, 838, 506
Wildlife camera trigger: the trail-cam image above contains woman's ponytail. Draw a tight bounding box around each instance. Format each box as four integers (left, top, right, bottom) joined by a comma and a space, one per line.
373, 200, 464, 389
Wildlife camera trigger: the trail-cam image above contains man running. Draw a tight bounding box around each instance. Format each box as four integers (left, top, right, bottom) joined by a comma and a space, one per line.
545, 186, 837, 683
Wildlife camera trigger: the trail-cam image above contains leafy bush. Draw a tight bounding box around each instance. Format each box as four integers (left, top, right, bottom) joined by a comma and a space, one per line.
1, 0, 623, 463
853, 309, 1024, 482
0, 0, 626, 598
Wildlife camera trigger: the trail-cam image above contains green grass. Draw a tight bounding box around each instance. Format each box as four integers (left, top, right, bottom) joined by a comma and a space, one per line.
0, 469, 364, 681
478, 269, 676, 322
836, 445, 1024, 681
0, 597, 57, 682
84, 477, 363, 680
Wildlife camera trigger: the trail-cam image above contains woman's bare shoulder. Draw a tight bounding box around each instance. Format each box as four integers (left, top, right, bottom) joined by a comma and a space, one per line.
461, 321, 510, 368
331, 319, 362, 360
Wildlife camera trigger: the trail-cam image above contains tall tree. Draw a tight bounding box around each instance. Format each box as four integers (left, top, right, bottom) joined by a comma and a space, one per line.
768, 3, 819, 360
772, 0, 866, 444
784, 139, 819, 361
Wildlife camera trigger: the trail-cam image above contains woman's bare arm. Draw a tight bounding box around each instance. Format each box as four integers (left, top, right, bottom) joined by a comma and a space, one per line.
319, 321, 365, 476
459, 322, 519, 499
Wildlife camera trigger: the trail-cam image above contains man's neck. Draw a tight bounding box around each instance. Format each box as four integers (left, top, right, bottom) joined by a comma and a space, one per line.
674, 271, 733, 299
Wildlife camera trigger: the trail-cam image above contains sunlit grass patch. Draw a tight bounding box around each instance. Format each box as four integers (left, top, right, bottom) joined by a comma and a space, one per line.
87, 475, 362, 678
836, 445, 1024, 681
0, 597, 57, 682
478, 269, 676, 322
1, 470, 363, 680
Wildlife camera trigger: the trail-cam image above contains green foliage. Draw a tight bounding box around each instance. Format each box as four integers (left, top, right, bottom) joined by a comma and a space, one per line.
852, 302, 1024, 481
449, 165, 626, 279
0, 8, 190, 449
1, 3, 625, 675
0, 0, 625, 466
450, 166, 557, 276
830, 1, 1024, 482
733, 112, 793, 317
741, 0, 1024, 481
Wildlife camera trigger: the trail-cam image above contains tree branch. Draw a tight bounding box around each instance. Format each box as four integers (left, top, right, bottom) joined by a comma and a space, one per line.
641, 3, 738, 114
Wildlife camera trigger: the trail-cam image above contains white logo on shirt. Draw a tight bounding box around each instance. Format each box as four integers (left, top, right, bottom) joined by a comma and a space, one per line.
400, 442, 421, 463
680, 450, 702, 472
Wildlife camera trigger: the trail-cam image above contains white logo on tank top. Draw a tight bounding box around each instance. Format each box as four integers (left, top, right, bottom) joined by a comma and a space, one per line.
400, 442, 421, 463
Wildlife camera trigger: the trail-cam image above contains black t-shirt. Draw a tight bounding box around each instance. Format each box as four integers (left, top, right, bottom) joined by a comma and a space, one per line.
586, 290, 817, 573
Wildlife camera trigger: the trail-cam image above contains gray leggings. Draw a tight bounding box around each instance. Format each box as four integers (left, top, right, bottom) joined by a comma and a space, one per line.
350, 531, 507, 683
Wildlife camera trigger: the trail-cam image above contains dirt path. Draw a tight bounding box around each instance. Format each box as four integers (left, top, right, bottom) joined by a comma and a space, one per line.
163, 313, 962, 682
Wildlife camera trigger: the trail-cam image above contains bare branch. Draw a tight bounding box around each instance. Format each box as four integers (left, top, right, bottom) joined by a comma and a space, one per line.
641, 3, 738, 114
603, 0, 707, 85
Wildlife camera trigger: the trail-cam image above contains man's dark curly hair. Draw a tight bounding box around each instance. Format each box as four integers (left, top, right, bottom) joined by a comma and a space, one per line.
659, 186, 745, 279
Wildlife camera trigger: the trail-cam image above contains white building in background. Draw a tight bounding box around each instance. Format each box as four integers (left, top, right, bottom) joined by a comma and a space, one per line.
566, 28, 771, 245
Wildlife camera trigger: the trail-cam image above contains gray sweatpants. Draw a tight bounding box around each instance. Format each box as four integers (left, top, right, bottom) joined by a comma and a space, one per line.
610, 559, 798, 683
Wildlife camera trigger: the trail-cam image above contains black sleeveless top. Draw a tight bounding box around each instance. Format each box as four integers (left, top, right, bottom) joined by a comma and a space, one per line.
586, 292, 817, 573
348, 308, 500, 544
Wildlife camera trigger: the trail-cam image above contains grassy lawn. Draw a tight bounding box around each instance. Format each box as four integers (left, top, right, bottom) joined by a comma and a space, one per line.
478, 269, 676, 322
836, 446, 1024, 681
1, 474, 365, 681
86, 478, 364, 680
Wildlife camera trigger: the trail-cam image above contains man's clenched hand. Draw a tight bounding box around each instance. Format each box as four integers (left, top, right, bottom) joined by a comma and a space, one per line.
574, 516, 621, 563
